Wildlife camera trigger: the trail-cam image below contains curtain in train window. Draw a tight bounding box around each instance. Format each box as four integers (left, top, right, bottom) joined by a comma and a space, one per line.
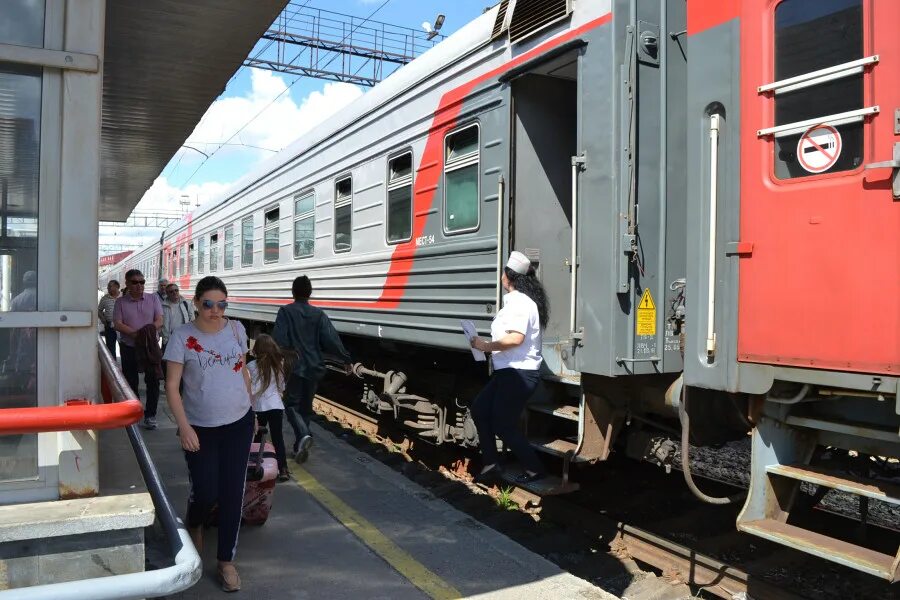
197, 237, 205, 274
774, 0, 863, 179
444, 124, 479, 233
224, 225, 234, 269
209, 233, 218, 272
179, 245, 185, 275
0, 64, 41, 482
294, 191, 315, 258
241, 216, 253, 267
387, 152, 413, 243
264, 207, 279, 263
334, 177, 352, 253
188, 242, 195, 274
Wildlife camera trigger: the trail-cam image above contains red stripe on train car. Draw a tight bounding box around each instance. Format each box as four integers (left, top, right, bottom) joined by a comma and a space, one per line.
687, 0, 739, 36
310, 11, 613, 311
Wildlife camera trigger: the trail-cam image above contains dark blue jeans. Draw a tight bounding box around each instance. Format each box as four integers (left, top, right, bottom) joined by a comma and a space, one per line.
103, 323, 117, 359
183, 410, 254, 562
471, 368, 544, 474
120, 344, 159, 418
283, 374, 318, 440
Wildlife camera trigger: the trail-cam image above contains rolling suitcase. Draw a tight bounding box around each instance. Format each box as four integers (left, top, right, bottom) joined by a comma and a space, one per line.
242, 426, 278, 525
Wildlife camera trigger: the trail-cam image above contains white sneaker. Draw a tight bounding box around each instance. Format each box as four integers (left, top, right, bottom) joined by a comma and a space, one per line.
294, 435, 313, 463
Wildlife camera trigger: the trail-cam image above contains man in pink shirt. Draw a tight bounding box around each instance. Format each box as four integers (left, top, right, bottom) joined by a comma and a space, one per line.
114, 269, 163, 429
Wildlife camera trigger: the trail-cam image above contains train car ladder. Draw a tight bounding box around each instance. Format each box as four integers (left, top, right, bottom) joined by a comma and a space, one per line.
737, 416, 900, 582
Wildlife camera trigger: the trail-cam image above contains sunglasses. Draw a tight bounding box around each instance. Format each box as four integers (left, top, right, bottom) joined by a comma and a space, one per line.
128, 279, 146, 285
166, 289, 179, 294
200, 299, 228, 310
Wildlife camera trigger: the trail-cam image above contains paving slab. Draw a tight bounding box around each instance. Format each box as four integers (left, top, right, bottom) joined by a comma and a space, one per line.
98, 389, 618, 599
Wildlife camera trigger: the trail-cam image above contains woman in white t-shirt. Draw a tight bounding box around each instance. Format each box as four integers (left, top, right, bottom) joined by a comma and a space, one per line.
469, 251, 549, 485
163, 276, 252, 593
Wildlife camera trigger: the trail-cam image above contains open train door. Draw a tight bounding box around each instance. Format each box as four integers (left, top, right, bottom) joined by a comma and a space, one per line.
739, 0, 900, 376
507, 50, 580, 374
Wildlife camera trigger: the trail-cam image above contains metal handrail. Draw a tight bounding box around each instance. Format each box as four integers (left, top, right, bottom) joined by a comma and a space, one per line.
0, 400, 143, 435
0, 339, 201, 599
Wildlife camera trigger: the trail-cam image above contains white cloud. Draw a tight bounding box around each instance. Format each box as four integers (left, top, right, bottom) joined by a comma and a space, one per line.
102, 71, 364, 258
184, 69, 363, 159
100, 177, 232, 252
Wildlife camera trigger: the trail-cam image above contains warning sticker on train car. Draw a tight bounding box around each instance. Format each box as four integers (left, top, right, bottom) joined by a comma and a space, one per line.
796, 124, 842, 174
636, 289, 656, 336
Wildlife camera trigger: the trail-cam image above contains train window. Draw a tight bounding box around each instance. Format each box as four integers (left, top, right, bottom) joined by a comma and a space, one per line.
197, 237, 205, 274
334, 176, 352, 253
773, 0, 863, 179
444, 124, 480, 233
224, 225, 234, 270
387, 151, 413, 244
188, 242, 195, 274
171, 249, 177, 277
264, 207, 280, 264
294, 191, 315, 259
209, 233, 218, 272
241, 216, 254, 267
178, 246, 185, 276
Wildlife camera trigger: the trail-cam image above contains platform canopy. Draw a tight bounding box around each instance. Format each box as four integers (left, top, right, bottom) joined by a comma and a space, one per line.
100, 0, 287, 221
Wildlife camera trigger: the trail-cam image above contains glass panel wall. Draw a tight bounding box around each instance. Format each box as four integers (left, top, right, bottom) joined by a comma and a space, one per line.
0, 65, 42, 482
0, 0, 45, 48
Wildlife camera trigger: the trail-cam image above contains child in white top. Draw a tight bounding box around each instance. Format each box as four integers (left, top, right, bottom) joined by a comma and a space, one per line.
248, 334, 294, 481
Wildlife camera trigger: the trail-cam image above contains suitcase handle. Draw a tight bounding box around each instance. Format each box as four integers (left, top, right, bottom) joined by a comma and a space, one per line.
249, 426, 269, 480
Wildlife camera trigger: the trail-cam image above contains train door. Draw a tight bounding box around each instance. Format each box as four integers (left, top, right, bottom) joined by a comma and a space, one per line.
509, 51, 579, 361
738, 0, 900, 374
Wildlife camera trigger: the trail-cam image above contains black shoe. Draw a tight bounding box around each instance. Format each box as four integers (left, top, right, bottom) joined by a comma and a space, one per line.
473, 465, 502, 485
514, 471, 545, 485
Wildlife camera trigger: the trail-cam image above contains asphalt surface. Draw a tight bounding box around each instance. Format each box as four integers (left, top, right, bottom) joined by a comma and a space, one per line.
99, 389, 617, 599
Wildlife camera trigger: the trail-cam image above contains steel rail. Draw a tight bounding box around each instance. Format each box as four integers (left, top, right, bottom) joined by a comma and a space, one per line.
0, 340, 202, 600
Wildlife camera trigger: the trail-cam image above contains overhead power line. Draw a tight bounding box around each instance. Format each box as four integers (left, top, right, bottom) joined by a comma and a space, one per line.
178, 0, 396, 188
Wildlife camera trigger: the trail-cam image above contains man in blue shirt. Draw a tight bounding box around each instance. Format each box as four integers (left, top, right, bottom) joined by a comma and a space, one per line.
273, 276, 352, 462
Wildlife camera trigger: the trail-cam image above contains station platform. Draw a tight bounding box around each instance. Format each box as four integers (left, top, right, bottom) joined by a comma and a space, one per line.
100, 395, 618, 599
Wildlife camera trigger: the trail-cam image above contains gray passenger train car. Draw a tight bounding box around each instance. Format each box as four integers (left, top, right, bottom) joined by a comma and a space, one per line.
102, 0, 900, 579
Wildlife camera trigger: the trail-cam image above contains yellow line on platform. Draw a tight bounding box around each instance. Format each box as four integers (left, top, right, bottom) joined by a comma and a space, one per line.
292, 466, 462, 600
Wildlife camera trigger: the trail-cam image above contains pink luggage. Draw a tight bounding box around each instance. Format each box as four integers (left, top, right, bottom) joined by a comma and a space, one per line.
242, 427, 277, 525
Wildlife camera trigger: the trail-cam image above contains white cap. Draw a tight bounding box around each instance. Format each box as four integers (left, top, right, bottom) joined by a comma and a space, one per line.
506, 251, 531, 275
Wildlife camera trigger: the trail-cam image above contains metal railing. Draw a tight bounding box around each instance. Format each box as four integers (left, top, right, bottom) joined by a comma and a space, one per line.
0, 339, 201, 599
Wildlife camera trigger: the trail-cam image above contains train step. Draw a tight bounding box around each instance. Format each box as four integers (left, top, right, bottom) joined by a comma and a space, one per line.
498, 468, 580, 496
767, 464, 900, 506
740, 421, 900, 583
529, 437, 595, 462
738, 519, 899, 581
528, 402, 579, 422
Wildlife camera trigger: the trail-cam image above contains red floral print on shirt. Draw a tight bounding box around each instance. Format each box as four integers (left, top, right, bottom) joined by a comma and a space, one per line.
233, 359, 244, 373
186, 335, 227, 365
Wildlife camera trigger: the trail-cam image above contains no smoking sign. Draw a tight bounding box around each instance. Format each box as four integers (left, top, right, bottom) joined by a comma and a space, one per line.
796, 124, 842, 174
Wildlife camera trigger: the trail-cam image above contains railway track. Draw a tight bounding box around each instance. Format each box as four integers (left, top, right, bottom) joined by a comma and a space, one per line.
311, 393, 898, 600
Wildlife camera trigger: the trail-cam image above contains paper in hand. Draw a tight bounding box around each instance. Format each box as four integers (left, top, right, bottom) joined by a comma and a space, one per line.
460, 319, 486, 362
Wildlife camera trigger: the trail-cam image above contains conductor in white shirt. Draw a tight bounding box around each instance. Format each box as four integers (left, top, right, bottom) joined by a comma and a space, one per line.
469, 251, 549, 485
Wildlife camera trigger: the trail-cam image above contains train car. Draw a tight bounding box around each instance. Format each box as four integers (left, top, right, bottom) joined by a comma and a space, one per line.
105, 0, 899, 579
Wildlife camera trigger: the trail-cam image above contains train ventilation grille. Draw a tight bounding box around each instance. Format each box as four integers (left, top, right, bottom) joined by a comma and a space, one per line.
491, 0, 511, 41
508, 0, 572, 44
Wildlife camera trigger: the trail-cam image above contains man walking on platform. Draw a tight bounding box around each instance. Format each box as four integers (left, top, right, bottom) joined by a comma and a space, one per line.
156, 278, 169, 302
98, 280, 121, 358
114, 269, 163, 430
161, 283, 193, 349
273, 275, 352, 463
161, 283, 193, 380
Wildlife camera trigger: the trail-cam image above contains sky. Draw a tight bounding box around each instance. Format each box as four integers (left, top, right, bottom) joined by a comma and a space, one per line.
99, 0, 493, 255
